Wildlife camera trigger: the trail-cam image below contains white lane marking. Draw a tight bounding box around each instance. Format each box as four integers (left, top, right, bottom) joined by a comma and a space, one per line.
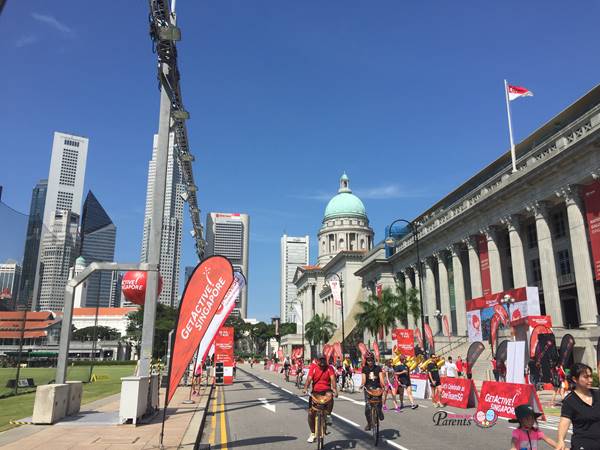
331, 412, 360, 428
339, 395, 365, 406
257, 397, 276, 413
385, 440, 411, 450
298, 395, 308, 403
270, 382, 279, 387
282, 388, 293, 394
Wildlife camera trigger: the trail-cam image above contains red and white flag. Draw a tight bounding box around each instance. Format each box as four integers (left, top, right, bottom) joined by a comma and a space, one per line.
507, 84, 533, 101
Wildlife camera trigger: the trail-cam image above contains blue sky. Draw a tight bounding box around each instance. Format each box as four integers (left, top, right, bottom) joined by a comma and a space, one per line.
1, 1, 599, 321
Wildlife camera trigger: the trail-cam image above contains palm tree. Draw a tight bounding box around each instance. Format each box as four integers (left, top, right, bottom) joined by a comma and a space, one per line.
393, 283, 420, 328
354, 295, 384, 347
304, 314, 336, 356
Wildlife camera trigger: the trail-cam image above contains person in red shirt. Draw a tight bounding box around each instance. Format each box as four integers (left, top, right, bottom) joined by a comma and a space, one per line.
303, 355, 338, 443
456, 356, 464, 378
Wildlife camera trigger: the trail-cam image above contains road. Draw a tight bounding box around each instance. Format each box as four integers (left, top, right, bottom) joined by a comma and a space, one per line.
199, 364, 571, 449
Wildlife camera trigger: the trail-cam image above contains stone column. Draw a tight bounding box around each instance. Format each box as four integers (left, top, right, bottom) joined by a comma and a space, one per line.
402, 270, 416, 329
451, 244, 467, 336
424, 257, 439, 335
559, 186, 599, 328
527, 201, 564, 327
503, 215, 528, 289
466, 236, 483, 298
435, 251, 452, 335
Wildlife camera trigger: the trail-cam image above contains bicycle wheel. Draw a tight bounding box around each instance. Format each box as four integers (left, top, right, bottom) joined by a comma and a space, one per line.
371, 407, 379, 446
315, 414, 324, 449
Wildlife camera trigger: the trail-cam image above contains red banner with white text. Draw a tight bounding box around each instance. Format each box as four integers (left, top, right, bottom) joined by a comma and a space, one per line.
478, 235, 492, 296
583, 181, 600, 280
477, 381, 544, 420
439, 377, 478, 408
168, 256, 234, 404
394, 329, 415, 356
215, 327, 235, 384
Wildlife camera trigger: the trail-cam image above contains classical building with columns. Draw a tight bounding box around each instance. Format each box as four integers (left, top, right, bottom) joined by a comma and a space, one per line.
356, 84, 600, 365
279, 174, 374, 357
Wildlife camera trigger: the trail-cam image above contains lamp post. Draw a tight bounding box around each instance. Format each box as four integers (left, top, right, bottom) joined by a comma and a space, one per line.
385, 219, 427, 354
326, 272, 345, 354
293, 298, 305, 362
434, 309, 442, 336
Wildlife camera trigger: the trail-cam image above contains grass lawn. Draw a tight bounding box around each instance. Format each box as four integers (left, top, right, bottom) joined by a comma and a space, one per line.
0, 365, 135, 432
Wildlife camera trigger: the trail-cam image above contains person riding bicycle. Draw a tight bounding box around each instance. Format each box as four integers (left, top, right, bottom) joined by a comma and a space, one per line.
295, 358, 304, 384
283, 356, 291, 379
341, 354, 353, 389
360, 351, 385, 431
303, 355, 338, 443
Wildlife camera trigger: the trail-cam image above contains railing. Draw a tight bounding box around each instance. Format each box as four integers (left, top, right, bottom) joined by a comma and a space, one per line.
435, 334, 469, 356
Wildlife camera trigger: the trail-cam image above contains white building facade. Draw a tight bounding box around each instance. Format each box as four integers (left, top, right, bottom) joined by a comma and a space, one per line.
280, 234, 309, 323
355, 84, 600, 366
205, 212, 250, 318
141, 133, 185, 308
32, 132, 88, 310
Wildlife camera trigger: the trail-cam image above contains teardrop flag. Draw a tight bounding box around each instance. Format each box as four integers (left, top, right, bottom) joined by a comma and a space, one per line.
424, 323, 435, 352
333, 342, 343, 361
414, 328, 424, 350
373, 341, 380, 362
490, 314, 501, 355
168, 256, 234, 404
358, 342, 368, 365
442, 315, 451, 338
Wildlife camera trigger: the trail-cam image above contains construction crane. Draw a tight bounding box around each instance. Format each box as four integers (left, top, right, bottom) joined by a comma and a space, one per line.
148, 0, 205, 259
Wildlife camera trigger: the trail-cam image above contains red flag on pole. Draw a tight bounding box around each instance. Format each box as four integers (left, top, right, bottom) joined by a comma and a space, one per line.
424, 323, 435, 352
442, 315, 451, 338
414, 328, 424, 350
167, 256, 234, 404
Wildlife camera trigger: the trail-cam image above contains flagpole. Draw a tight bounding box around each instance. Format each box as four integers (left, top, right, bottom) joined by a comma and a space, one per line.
504, 79, 517, 173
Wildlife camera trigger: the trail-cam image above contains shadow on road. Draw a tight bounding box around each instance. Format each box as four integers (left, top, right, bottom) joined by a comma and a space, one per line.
210, 435, 296, 448
324, 439, 358, 449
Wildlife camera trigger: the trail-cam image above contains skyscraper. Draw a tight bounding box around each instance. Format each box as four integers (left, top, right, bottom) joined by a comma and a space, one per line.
109, 271, 123, 308
0, 261, 22, 310
280, 235, 309, 323
38, 210, 80, 310
32, 132, 88, 310
205, 213, 249, 318
19, 179, 47, 309
141, 133, 185, 308
80, 191, 116, 307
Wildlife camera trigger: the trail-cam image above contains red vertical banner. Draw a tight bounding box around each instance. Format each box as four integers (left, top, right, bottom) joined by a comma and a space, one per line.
583, 181, 600, 280
442, 315, 451, 337
394, 329, 415, 356
478, 234, 492, 295
424, 323, 435, 352
215, 327, 235, 384
414, 328, 424, 350
168, 256, 234, 404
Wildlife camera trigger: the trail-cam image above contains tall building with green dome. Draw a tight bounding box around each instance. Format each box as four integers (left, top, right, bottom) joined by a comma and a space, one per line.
317, 173, 374, 266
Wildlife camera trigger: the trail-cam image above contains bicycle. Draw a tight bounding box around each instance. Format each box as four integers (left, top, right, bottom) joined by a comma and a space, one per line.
338, 371, 355, 393
310, 392, 332, 449
284, 367, 290, 383
365, 387, 383, 446
295, 371, 304, 389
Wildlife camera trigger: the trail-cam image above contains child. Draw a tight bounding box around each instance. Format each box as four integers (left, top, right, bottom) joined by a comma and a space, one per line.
509, 404, 556, 449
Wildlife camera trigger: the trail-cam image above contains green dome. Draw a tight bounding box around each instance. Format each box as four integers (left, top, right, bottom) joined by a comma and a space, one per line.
75, 256, 86, 265
324, 173, 367, 220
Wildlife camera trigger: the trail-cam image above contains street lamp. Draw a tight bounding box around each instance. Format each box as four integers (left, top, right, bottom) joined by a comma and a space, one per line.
326, 272, 345, 355
434, 309, 442, 336
294, 298, 305, 363
385, 219, 427, 354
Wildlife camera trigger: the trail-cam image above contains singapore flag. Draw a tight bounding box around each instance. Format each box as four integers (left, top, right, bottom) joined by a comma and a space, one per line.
507, 84, 533, 101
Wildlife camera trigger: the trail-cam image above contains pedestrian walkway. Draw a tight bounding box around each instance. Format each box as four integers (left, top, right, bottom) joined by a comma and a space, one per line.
0, 384, 211, 450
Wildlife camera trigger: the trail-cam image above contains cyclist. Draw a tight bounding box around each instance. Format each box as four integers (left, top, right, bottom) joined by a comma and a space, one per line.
283, 356, 291, 381
295, 358, 304, 386
303, 355, 338, 443
395, 355, 418, 409
341, 354, 353, 390
360, 351, 385, 431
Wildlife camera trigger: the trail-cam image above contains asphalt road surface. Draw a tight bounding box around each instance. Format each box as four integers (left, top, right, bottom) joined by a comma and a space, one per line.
199, 364, 572, 449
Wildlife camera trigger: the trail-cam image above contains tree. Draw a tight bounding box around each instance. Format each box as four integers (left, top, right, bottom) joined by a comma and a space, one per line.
354, 288, 400, 351
73, 325, 121, 341
126, 303, 178, 359
304, 314, 336, 355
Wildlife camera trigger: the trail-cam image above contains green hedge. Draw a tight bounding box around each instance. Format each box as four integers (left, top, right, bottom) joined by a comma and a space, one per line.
69, 360, 137, 367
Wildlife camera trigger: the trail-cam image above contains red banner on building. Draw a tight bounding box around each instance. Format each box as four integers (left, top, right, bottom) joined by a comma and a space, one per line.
439, 377, 478, 408
583, 181, 600, 280
394, 329, 415, 356
215, 327, 235, 384
478, 234, 492, 296
168, 256, 234, 404
477, 381, 544, 420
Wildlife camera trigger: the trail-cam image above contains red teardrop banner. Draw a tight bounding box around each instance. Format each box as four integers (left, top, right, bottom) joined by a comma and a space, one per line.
424, 323, 435, 352
373, 341, 380, 362
442, 315, 451, 338
167, 256, 234, 404
414, 327, 424, 349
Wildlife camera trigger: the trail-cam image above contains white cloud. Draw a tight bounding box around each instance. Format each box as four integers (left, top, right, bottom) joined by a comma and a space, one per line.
295, 184, 427, 201
32, 12, 73, 35
15, 35, 38, 48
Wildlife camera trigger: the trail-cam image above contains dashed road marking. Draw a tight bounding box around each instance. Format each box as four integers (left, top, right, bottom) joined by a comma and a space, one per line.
331, 412, 360, 428
282, 388, 293, 394
385, 440, 411, 450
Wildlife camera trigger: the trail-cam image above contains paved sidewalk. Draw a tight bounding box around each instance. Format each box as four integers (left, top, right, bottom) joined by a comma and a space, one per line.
0, 384, 212, 450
